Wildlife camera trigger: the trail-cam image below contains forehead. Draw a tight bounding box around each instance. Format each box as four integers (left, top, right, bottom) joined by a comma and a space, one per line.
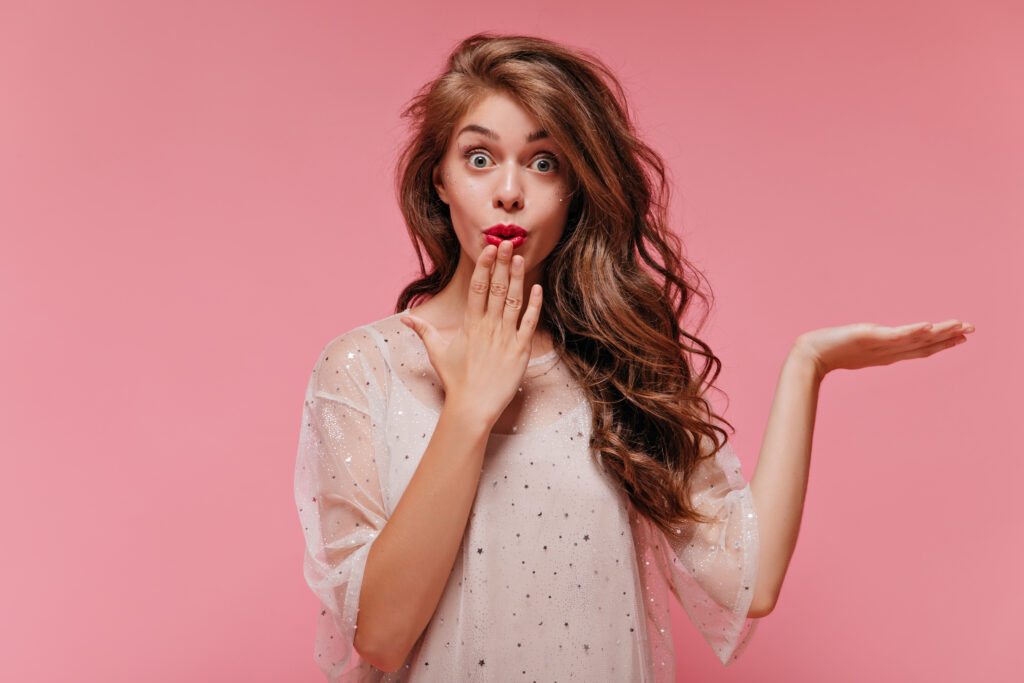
453, 91, 547, 142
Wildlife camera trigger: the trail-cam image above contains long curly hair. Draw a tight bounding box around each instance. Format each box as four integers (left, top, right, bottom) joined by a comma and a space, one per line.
394, 33, 736, 535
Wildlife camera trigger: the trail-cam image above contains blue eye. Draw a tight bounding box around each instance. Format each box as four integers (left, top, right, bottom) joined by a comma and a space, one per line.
466, 152, 490, 168
532, 156, 558, 173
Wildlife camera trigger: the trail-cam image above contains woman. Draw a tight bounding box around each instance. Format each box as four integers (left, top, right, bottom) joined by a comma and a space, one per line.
294, 33, 973, 681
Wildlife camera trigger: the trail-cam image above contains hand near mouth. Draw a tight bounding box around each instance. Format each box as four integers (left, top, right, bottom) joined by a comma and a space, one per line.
400, 239, 543, 428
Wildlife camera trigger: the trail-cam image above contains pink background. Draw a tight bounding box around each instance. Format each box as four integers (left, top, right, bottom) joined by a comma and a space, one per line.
2, 1, 1021, 681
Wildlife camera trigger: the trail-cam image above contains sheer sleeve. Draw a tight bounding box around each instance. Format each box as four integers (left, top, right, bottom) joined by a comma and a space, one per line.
294, 330, 390, 681
657, 438, 760, 665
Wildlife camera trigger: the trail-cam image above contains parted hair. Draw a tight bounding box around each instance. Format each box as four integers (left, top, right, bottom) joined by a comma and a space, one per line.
394, 32, 736, 536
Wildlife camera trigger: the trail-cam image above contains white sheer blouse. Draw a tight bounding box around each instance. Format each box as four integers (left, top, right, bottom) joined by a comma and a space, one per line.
294, 311, 759, 681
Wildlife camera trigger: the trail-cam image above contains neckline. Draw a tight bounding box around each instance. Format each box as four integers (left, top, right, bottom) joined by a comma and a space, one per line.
395, 308, 559, 367
389, 373, 590, 438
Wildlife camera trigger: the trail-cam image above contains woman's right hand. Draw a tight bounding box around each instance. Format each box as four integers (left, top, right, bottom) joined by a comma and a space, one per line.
399, 240, 543, 426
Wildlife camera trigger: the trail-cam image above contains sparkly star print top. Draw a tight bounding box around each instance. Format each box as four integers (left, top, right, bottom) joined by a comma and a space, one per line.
294, 311, 759, 681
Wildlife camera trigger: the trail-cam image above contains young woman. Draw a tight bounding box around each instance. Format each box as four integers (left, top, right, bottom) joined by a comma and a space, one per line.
294, 33, 973, 681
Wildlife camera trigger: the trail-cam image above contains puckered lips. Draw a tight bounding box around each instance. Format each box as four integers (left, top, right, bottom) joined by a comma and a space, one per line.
483, 224, 527, 248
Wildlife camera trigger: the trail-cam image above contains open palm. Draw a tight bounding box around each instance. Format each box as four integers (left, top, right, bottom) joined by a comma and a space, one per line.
794, 319, 975, 378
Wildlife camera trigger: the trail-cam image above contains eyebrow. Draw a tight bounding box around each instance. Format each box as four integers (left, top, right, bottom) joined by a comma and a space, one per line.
456, 124, 550, 143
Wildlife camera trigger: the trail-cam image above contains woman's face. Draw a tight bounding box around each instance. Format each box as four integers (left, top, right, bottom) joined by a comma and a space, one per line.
433, 91, 572, 276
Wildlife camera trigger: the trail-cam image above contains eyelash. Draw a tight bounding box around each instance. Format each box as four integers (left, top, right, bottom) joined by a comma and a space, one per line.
462, 147, 560, 173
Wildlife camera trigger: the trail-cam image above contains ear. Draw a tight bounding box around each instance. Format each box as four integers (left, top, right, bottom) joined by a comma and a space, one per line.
432, 164, 450, 205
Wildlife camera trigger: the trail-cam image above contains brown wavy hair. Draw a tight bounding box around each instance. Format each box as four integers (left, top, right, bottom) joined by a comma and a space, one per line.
394, 33, 736, 536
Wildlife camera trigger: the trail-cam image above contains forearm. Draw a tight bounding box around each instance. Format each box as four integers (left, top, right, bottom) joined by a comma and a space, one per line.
748, 341, 823, 615
354, 405, 491, 671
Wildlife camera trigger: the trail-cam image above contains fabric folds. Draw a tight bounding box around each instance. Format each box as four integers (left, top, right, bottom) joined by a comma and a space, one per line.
294, 314, 760, 681
294, 334, 390, 681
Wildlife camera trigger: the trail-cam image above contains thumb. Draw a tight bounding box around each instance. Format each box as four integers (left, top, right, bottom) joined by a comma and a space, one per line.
400, 314, 444, 353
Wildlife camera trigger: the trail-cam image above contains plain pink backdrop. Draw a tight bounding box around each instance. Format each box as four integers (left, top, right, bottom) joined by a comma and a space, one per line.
2, 1, 1021, 681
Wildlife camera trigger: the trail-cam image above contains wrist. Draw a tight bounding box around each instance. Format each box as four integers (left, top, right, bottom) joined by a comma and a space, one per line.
438, 399, 499, 437
788, 338, 827, 384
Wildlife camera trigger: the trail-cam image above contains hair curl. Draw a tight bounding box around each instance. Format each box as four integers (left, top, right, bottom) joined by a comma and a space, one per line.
394, 32, 735, 536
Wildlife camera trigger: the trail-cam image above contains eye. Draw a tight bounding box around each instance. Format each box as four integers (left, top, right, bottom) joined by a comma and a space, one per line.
531, 155, 559, 173
464, 150, 492, 169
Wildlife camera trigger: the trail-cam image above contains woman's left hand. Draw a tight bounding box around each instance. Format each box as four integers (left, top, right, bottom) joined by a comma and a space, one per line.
793, 319, 975, 379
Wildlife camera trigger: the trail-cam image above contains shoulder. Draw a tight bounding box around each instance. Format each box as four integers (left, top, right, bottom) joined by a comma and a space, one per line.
308, 312, 407, 394
316, 312, 406, 364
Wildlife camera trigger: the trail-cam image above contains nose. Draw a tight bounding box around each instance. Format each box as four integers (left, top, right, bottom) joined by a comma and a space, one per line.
493, 163, 524, 211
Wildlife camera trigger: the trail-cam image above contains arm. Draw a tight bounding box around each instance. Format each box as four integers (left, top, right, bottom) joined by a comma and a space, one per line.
298, 338, 499, 675
747, 344, 822, 617
748, 319, 973, 615
356, 241, 545, 670
353, 407, 491, 671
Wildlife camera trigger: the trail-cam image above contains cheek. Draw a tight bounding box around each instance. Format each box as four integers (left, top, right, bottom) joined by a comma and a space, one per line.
542, 190, 571, 224
448, 176, 487, 206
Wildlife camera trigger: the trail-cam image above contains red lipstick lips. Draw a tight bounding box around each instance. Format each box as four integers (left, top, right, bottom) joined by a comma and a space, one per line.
483, 224, 527, 248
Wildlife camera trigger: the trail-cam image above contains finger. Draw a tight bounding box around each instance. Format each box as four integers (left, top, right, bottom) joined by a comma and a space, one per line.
467, 245, 497, 323
517, 284, 543, 339
941, 320, 975, 334
486, 239, 513, 320
400, 314, 444, 353
926, 319, 967, 335
890, 333, 967, 362
891, 320, 973, 343
873, 321, 930, 340
502, 254, 525, 329
911, 320, 975, 344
